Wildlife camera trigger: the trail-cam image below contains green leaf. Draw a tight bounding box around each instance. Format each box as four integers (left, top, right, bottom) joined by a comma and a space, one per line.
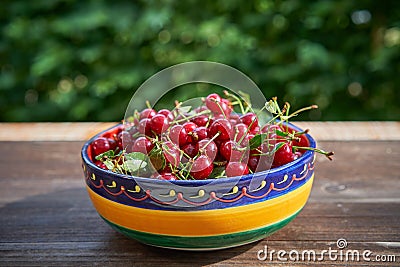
124, 152, 147, 161
148, 149, 166, 171
103, 159, 115, 170
122, 152, 148, 172
210, 166, 226, 178
123, 159, 147, 172
179, 106, 192, 113
95, 150, 115, 160
249, 133, 268, 150
275, 129, 289, 137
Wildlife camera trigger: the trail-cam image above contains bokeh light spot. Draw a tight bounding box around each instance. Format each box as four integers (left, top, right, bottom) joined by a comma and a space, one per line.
74, 74, 88, 89
158, 30, 171, 44
24, 89, 38, 105
58, 78, 73, 93
351, 10, 371, 25
384, 27, 400, 47
348, 82, 362, 97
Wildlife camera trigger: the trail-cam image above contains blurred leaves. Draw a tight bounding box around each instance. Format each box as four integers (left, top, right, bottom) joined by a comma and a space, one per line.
0, 0, 399, 121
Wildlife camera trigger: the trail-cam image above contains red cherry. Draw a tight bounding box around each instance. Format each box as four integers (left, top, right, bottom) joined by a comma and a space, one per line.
150, 114, 169, 135
251, 141, 272, 155
130, 136, 154, 154
138, 118, 152, 135
191, 115, 209, 127
192, 126, 208, 142
208, 114, 225, 128
205, 94, 231, 117
209, 118, 233, 141
215, 101, 232, 117
161, 164, 173, 173
182, 143, 199, 158
233, 123, 248, 144
221, 98, 232, 107
169, 124, 183, 145
221, 98, 233, 117
198, 139, 217, 160
292, 133, 310, 153
220, 140, 249, 162
205, 93, 222, 113
179, 122, 197, 146
240, 113, 258, 131
162, 141, 181, 167
247, 156, 259, 173
261, 124, 284, 145
230, 113, 240, 119
128, 125, 139, 135
229, 113, 240, 125
155, 172, 177, 181
272, 142, 296, 167
140, 108, 156, 120
225, 162, 249, 177
112, 124, 124, 136
117, 131, 129, 149
95, 160, 108, 170
250, 126, 261, 134
294, 151, 302, 160
261, 124, 282, 133
193, 106, 209, 113
92, 137, 110, 155
248, 154, 272, 172
107, 138, 117, 151
158, 109, 174, 122
190, 155, 213, 180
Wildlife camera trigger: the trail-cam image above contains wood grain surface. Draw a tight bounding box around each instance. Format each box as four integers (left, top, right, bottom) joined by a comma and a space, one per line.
0, 123, 399, 266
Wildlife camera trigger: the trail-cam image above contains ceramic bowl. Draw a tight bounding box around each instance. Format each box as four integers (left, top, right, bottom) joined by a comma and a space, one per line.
81, 123, 316, 250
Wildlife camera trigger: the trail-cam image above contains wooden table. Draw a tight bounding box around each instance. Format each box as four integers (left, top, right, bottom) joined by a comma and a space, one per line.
0, 122, 399, 266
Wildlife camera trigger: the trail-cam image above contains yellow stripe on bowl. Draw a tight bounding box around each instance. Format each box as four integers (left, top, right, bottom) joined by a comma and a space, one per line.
87, 175, 313, 236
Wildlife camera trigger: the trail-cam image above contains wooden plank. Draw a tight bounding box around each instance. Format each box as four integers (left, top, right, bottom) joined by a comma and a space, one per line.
0, 122, 117, 142
0, 121, 399, 141
295, 121, 400, 141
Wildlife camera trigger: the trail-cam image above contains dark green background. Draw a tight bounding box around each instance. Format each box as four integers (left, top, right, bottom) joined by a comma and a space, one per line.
1, 0, 399, 122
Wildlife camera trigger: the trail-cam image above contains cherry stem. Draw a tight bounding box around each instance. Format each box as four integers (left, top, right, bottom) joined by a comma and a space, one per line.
145, 100, 152, 109
294, 129, 310, 136
293, 146, 334, 160
212, 98, 227, 119
267, 113, 282, 125
198, 132, 220, 155
284, 102, 290, 132
205, 114, 213, 128
223, 90, 245, 114
277, 105, 318, 125
273, 97, 282, 114
172, 109, 210, 124
237, 115, 259, 145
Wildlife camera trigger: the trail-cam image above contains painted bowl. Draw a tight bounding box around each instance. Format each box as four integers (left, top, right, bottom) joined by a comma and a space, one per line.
81, 123, 316, 250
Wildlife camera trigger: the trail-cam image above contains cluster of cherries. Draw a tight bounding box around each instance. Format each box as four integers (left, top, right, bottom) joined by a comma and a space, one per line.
90, 93, 311, 180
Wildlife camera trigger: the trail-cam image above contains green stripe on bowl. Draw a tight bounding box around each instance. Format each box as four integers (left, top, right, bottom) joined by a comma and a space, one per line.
101, 210, 300, 250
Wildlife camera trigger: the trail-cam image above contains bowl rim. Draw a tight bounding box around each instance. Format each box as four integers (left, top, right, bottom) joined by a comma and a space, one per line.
81, 122, 316, 185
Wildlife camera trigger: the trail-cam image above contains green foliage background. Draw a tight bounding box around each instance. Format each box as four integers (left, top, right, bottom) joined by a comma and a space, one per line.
1, 0, 399, 122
